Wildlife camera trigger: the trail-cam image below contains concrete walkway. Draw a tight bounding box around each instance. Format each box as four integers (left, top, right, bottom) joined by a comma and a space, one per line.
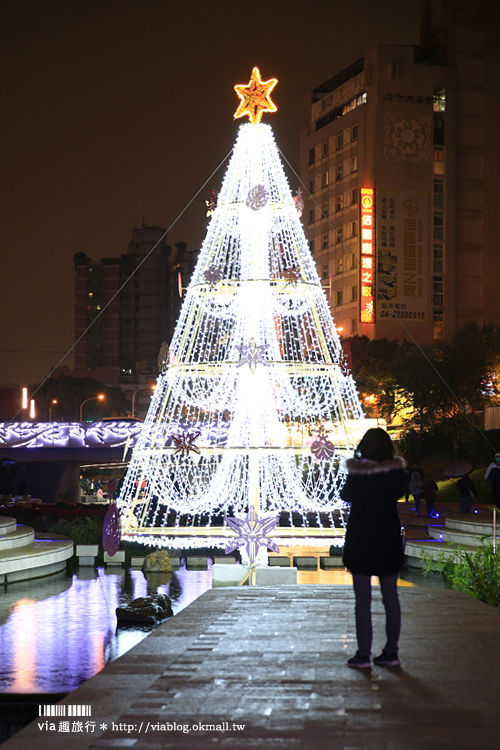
3, 584, 500, 750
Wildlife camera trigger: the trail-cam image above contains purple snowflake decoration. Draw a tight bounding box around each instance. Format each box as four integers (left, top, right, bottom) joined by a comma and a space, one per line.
225, 508, 279, 565
102, 502, 121, 556
246, 184, 268, 211
283, 266, 302, 287
311, 425, 335, 461
236, 338, 270, 373
204, 264, 223, 287
172, 427, 201, 457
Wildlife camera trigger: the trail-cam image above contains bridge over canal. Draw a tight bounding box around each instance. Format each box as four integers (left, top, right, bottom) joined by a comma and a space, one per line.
0, 421, 143, 502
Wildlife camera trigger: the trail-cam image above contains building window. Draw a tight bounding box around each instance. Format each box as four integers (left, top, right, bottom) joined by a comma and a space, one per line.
433, 215, 444, 240
351, 220, 358, 237
336, 227, 343, 243
434, 149, 444, 175
309, 179, 315, 194
322, 234, 329, 249
309, 148, 315, 165
434, 119, 444, 145
433, 312, 444, 339
322, 171, 329, 188
351, 285, 358, 302
351, 155, 358, 173
336, 163, 343, 181
336, 290, 343, 305
322, 264, 328, 280
433, 245, 444, 273
322, 202, 328, 217
352, 317, 358, 333
309, 208, 315, 224
336, 258, 344, 274
309, 239, 315, 254
336, 195, 344, 211
322, 141, 329, 157
433, 181, 444, 208
337, 132, 344, 149
433, 278, 444, 307
351, 187, 358, 204
433, 88, 446, 113
352, 124, 358, 140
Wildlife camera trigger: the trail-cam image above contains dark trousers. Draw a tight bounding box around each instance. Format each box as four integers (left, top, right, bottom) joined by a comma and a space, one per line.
459, 495, 471, 513
352, 572, 401, 656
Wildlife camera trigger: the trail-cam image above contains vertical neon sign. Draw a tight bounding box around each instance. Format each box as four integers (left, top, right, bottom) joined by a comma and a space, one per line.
360, 188, 375, 323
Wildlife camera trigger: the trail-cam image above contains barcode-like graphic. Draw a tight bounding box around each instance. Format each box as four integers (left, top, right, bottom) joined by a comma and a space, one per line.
39, 705, 92, 717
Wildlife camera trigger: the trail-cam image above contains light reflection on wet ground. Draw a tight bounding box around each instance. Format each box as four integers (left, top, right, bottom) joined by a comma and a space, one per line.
0, 551, 444, 694
0, 564, 212, 694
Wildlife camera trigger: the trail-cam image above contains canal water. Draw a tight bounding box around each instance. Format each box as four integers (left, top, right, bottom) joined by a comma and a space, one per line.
0, 555, 445, 695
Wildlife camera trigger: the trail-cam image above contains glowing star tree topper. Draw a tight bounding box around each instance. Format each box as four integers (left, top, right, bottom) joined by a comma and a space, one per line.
234, 67, 278, 124
116, 68, 367, 550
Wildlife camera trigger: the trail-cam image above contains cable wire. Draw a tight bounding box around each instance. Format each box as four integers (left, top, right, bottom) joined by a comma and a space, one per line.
10, 148, 233, 422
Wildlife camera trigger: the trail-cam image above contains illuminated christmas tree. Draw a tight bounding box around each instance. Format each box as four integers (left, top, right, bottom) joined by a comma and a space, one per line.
118, 68, 365, 549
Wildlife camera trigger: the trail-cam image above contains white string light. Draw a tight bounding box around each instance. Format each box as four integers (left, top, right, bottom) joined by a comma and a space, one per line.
118, 123, 369, 545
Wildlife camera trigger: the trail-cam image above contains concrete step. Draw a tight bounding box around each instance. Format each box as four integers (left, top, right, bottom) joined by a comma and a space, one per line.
444, 516, 498, 536
0, 517, 17, 536
0, 523, 35, 551
428, 525, 499, 547
0, 532, 74, 584
405, 539, 478, 569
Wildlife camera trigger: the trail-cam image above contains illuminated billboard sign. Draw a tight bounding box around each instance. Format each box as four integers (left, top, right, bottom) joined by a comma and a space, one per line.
360, 188, 375, 323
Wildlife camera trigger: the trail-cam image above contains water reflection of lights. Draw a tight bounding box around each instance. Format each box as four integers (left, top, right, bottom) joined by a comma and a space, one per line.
0, 559, 416, 694
0, 566, 212, 694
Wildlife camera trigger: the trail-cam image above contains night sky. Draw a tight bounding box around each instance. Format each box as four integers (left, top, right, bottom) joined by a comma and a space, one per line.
1, 0, 421, 388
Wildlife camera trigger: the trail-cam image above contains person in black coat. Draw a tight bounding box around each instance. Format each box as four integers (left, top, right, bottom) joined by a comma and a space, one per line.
340, 428, 405, 669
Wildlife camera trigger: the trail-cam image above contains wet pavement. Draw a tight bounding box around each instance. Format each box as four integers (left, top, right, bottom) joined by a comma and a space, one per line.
2, 583, 500, 749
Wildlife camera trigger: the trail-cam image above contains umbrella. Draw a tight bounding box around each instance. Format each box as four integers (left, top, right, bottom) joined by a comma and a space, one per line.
443, 460, 474, 478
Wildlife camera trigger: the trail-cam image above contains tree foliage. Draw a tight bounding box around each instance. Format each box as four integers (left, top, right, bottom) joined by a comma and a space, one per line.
347, 323, 500, 454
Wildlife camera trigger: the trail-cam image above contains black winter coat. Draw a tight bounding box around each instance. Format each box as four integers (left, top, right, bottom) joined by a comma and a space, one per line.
340, 456, 406, 577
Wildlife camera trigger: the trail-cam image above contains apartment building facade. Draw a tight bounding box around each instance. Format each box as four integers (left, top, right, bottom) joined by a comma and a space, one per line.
300, 0, 498, 343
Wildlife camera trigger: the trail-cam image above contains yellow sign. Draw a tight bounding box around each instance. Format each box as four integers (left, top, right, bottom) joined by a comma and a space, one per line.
234, 67, 278, 124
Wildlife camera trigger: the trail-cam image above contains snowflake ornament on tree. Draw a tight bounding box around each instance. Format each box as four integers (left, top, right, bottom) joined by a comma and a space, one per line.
282, 266, 302, 287
172, 427, 201, 457
225, 507, 279, 565
236, 338, 270, 373
204, 264, 223, 287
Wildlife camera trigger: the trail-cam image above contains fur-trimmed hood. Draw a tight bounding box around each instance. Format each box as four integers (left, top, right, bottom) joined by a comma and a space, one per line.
345, 455, 406, 475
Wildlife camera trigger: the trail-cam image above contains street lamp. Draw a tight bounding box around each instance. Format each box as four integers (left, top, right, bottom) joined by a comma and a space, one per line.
79, 394, 105, 422
131, 385, 155, 418
49, 399, 58, 422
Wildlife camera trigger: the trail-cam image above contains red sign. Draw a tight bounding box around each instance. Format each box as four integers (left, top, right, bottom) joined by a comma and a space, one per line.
360, 188, 375, 323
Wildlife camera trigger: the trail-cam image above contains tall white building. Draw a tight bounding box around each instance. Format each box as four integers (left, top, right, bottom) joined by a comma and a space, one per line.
300, 0, 500, 343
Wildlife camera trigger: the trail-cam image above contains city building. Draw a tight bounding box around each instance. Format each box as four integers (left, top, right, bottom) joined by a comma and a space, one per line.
300, 0, 499, 343
73, 224, 197, 415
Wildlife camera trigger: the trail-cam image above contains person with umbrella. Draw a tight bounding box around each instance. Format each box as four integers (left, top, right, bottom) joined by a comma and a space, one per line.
456, 472, 477, 513
484, 453, 500, 510
443, 460, 476, 514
